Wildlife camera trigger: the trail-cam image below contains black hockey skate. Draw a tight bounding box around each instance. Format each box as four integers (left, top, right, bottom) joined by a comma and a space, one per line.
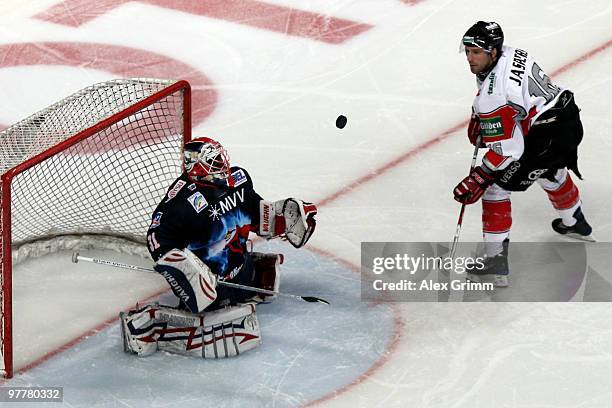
552, 207, 595, 242
466, 239, 509, 288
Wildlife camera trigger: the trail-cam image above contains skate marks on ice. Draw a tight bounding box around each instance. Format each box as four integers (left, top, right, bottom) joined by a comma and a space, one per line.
6, 242, 396, 408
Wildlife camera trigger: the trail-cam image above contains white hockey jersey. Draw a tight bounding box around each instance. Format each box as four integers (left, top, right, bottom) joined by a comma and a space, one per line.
472, 45, 568, 171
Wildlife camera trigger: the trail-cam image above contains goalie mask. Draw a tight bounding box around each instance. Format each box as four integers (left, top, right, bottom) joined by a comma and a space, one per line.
183, 137, 233, 188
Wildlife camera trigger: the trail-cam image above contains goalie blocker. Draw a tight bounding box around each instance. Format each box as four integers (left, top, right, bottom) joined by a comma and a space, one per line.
154, 248, 283, 313
154, 248, 219, 313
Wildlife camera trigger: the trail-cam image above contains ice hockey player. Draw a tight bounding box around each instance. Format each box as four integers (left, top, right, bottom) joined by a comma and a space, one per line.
120, 137, 317, 358
453, 21, 593, 287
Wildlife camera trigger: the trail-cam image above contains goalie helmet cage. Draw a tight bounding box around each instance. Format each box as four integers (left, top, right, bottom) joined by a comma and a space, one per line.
0, 78, 192, 378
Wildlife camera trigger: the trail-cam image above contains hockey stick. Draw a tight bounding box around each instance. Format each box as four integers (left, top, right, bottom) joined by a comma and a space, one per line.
71, 252, 330, 305
449, 134, 483, 259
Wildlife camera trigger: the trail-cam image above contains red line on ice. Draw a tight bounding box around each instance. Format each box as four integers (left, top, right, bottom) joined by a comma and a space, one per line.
299, 245, 405, 408
304, 301, 404, 408
318, 121, 467, 207
551, 38, 612, 77
0, 286, 171, 381
317, 38, 612, 207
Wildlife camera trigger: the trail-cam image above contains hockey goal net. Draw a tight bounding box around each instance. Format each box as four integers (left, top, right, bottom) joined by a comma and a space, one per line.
0, 78, 191, 378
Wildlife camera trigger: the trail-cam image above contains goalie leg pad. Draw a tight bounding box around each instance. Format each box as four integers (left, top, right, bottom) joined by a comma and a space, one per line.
154, 248, 218, 313
201, 303, 261, 358
120, 304, 163, 357
120, 303, 261, 358
121, 304, 207, 357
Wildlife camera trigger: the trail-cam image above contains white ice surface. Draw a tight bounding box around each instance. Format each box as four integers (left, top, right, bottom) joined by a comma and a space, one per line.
10, 243, 396, 408
1, 0, 612, 407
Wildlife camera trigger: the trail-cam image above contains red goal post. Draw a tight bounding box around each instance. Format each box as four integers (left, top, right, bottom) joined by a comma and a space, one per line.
0, 78, 192, 378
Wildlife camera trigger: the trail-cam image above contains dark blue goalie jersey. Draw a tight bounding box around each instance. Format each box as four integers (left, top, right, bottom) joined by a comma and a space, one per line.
146, 167, 262, 279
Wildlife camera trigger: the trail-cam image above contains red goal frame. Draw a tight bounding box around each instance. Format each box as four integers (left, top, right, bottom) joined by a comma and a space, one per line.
0, 79, 191, 378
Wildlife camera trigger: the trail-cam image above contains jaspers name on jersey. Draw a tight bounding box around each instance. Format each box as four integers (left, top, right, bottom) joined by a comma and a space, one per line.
472, 45, 567, 172
508, 47, 527, 86
147, 167, 262, 279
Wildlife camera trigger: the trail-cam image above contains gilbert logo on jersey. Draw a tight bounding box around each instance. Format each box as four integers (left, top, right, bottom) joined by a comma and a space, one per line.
480, 117, 503, 137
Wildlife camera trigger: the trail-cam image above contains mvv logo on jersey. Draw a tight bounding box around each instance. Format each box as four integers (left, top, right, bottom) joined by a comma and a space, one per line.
209, 189, 246, 220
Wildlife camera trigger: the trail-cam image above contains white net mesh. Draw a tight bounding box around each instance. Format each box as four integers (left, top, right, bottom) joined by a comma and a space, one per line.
0, 78, 189, 377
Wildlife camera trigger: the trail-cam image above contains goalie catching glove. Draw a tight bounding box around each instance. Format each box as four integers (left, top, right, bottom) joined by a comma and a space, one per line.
259, 198, 317, 248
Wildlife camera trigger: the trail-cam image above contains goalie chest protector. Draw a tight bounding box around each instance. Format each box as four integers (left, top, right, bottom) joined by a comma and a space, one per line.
147, 166, 263, 279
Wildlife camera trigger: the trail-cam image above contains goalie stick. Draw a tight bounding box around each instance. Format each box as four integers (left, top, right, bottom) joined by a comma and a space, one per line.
71, 252, 330, 305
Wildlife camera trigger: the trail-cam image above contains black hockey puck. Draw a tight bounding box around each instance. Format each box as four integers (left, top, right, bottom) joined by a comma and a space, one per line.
336, 115, 347, 129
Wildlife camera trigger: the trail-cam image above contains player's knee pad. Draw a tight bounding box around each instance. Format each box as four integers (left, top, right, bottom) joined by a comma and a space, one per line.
538, 168, 580, 210
482, 183, 511, 201
120, 303, 261, 358
154, 248, 218, 313
248, 252, 283, 303
537, 168, 567, 190
482, 199, 512, 235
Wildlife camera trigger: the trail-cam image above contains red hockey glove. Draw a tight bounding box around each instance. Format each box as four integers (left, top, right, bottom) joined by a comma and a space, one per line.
453, 166, 495, 204
467, 115, 484, 147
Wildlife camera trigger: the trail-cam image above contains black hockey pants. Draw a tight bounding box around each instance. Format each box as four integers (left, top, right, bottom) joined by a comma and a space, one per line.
495, 91, 584, 192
